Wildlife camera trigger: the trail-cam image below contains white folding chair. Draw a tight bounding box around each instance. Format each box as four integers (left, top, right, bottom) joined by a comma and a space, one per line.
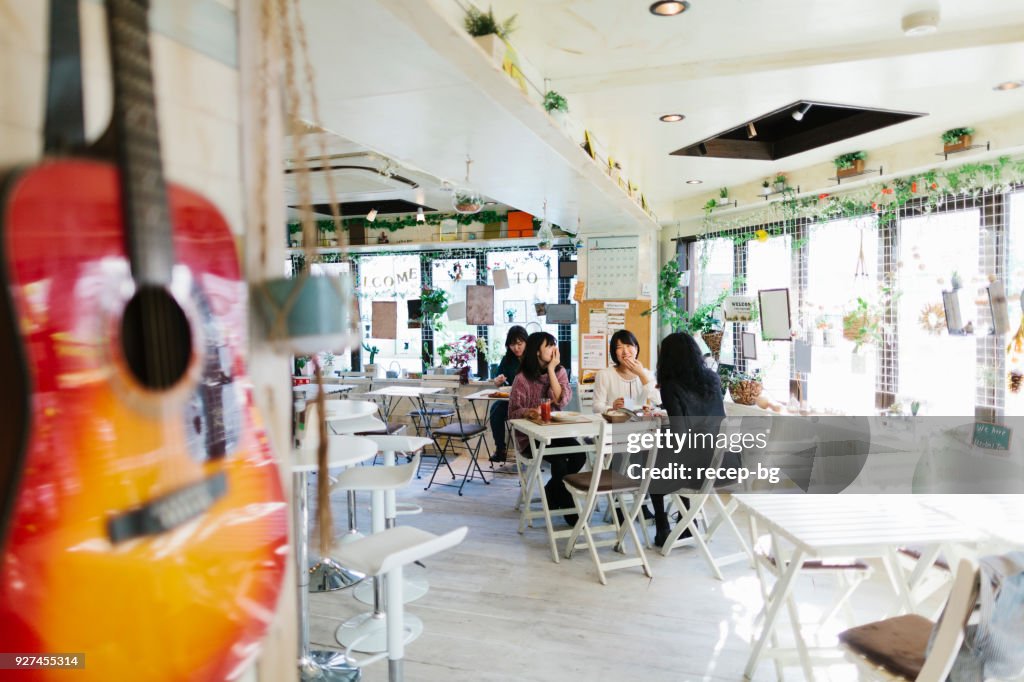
562, 418, 661, 584
839, 558, 980, 681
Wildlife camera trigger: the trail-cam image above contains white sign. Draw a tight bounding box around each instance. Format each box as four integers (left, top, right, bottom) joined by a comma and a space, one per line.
582, 334, 607, 369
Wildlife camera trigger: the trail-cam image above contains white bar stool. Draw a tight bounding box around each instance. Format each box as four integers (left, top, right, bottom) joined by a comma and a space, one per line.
332, 525, 468, 682
292, 435, 378, 681
352, 436, 433, 608
333, 456, 422, 653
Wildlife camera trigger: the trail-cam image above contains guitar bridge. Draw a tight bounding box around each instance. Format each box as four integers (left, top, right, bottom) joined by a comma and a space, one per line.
106, 473, 227, 543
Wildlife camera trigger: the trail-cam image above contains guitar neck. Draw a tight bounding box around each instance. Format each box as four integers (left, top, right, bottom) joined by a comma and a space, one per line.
105, 0, 174, 286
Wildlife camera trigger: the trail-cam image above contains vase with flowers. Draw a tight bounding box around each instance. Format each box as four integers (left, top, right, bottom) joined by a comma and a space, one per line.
437, 334, 480, 384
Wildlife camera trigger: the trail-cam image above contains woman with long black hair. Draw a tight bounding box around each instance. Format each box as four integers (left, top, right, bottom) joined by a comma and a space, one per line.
651, 332, 726, 547
508, 332, 584, 524
488, 325, 528, 463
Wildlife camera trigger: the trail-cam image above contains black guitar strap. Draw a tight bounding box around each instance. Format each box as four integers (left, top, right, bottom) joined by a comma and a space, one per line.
43, 0, 85, 154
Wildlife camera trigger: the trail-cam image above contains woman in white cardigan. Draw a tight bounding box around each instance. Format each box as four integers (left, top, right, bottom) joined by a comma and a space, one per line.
592, 329, 660, 413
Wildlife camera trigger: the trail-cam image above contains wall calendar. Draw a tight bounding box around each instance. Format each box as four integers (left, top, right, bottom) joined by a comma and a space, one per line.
586, 236, 639, 300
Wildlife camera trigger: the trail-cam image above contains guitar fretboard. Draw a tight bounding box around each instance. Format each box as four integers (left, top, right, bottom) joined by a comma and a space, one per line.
106, 0, 174, 285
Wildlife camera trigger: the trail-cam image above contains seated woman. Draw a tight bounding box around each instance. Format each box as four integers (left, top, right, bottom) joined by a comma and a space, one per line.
650, 332, 726, 547
592, 329, 660, 413
488, 325, 528, 463
508, 332, 584, 524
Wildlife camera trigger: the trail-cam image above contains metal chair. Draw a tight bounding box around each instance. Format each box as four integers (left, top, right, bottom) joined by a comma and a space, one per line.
420, 393, 490, 495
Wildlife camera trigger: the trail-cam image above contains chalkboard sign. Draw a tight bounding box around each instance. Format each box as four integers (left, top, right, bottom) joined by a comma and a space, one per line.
972, 422, 1012, 451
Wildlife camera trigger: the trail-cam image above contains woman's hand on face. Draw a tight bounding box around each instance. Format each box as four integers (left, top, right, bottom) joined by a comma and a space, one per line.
621, 357, 643, 376
612, 397, 625, 410
550, 346, 561, 368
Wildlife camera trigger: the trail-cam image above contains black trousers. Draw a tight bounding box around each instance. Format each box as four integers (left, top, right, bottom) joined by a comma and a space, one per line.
523, 437, 586, 511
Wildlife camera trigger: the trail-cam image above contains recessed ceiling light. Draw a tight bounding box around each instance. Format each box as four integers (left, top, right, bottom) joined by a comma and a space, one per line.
993, 80, 1023, 91
649, 1, 690, 16
686, 179, 703, 185
659, 113, 686, 122
901, 9, 939, 36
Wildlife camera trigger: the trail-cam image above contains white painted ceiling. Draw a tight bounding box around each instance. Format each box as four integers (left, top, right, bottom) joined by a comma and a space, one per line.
297, 0, 1024, 227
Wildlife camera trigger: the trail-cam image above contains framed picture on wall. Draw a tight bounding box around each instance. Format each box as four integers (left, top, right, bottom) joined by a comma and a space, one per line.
740, 331, 758, 359
758, 288, 792, 341
502, 300, 527, 324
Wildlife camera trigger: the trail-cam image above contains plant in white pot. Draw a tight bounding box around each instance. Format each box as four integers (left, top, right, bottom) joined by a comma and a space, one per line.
464, 5, 517, 62
760, 179, 772, 196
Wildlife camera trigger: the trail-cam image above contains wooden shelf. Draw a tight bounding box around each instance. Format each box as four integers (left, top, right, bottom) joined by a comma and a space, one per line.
285, 236, 575, 255
935, 141, 990, 160
829, 167, 883, 185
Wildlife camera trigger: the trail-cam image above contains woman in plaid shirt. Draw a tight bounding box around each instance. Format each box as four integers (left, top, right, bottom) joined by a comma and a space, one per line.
509, 332, 585, 524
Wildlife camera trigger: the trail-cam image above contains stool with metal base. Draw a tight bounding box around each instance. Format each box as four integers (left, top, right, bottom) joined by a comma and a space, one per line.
293, 435, 378, 681
304, 402, 384, 592
334, 525, 468, 682
333, 456, 422, 653
352, 435, 433, 609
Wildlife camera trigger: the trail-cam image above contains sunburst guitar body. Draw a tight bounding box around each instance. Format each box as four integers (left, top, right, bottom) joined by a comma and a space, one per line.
0, 0, 287, 679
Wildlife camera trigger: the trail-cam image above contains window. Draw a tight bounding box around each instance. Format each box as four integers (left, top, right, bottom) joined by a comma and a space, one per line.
746, 234, 792, 401
486, 250, 558, 355
1006, 191, 1024, 415
358, 255, 421, 373
898, 209, 980, 416
806, 218, 878, 414
431, 258, 478, 367
694, 238, 735, 365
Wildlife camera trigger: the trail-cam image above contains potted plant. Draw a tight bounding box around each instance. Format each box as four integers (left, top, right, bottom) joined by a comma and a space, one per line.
361, 342, 379, 374
773, 173, 787, 193
642, 260, 689, 333
842, 297, 881, 351
438, 334, 479, 384
760, 179, 772, 196
834, 151, 867, 178
942, 127, 974, 153
420, 287, 449, 333
717, 187, 729, 206
687, 291, 729, 360
703, 198, 718, 214
464, 5, 517, 62
543, 90, 568, 114
721, 367, 764, 406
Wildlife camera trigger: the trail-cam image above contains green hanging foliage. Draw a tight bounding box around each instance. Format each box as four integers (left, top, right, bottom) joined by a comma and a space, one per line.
697, 156, 1024, 245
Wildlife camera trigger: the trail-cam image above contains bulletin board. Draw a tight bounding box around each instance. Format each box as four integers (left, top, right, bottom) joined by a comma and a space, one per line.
577, 299, 652, 380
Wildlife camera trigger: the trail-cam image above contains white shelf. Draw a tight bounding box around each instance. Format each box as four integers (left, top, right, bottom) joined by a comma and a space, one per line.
286, 236, 574, 255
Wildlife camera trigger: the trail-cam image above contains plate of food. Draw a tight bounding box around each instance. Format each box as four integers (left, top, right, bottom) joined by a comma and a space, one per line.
489, 391, 510, 399
550, 411, 583, 422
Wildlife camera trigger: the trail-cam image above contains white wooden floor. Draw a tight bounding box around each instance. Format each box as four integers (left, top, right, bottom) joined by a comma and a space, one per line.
306, 456, 928, 682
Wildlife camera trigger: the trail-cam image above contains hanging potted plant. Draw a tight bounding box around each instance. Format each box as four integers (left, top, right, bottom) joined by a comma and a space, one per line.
464, 5, 517, 62
543, 90, 568, 114
941, 127, 974, 153
760, 179, 772, 196
834, 151, 867, 178
721, 367, 764, 406
842, 297, 881, 351
687, 290, 729, 361
420, 287, 449, 333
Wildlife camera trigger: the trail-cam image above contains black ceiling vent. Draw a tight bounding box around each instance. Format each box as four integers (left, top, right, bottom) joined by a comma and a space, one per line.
301, 199, 435, 217
670, 101, 925, 161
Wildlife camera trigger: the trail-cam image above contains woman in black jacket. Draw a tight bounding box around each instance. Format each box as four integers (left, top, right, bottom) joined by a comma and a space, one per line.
651, 332, 726, 547
488, 325, 528, 463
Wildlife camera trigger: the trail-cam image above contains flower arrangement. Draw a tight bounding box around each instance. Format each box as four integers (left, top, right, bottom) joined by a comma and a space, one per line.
438, 334, 479, 369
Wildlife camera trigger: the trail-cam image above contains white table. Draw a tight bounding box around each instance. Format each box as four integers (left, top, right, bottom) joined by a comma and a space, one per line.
366, 385, 444, 423
510, 415, 602, 562
464, 389, 513, 464
291, 435, 378, 680
733, 494, 989, 681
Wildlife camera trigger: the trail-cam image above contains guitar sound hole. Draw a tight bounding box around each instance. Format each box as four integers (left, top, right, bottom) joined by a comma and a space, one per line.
121, 286, 192, 390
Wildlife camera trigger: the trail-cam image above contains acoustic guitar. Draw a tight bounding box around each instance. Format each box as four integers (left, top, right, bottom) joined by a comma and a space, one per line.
0, 0, 287, 679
